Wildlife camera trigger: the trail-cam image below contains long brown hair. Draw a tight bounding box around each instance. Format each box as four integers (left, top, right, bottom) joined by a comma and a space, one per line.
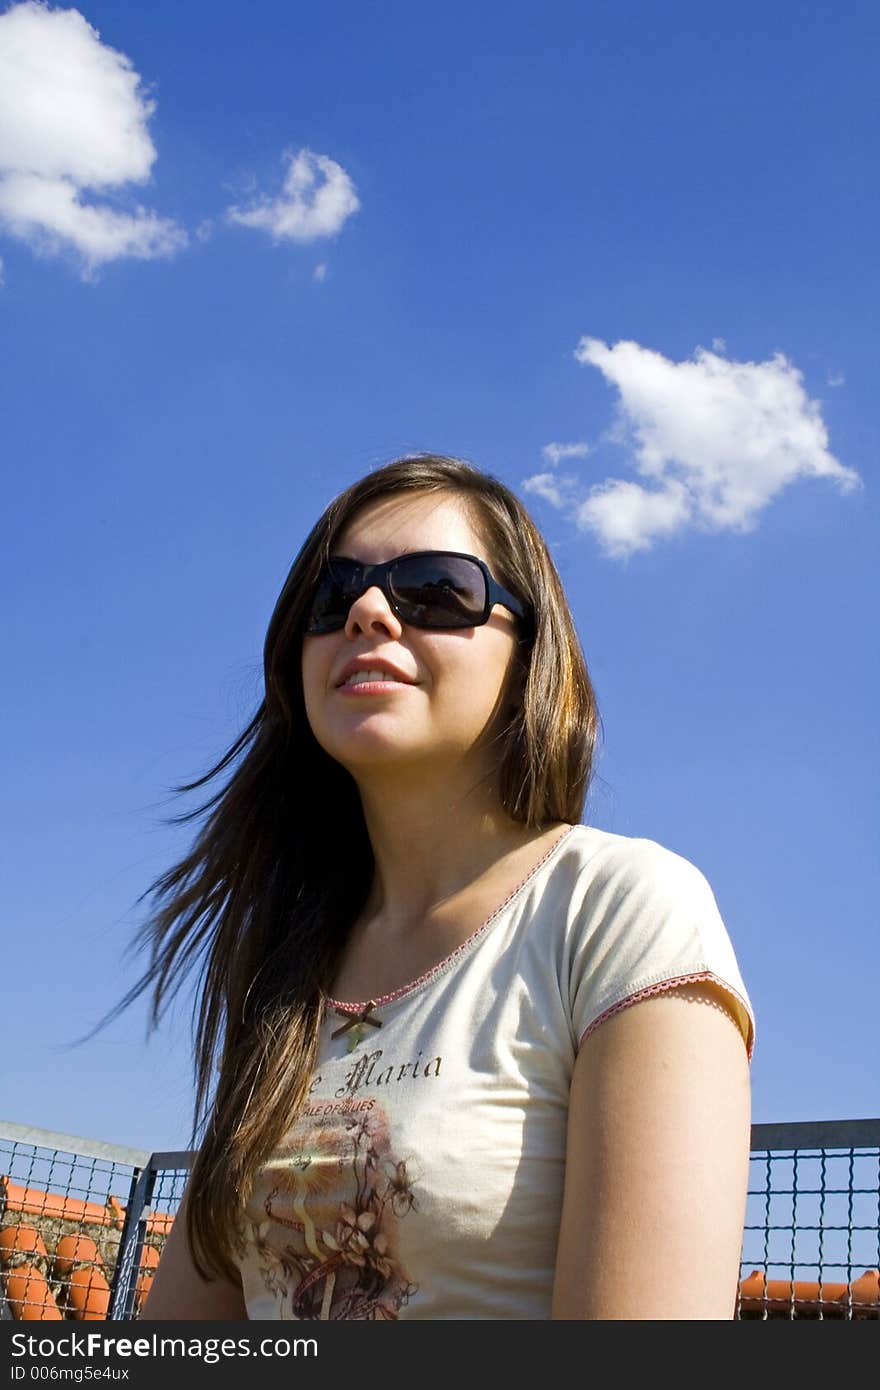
112, 453, 601, 1282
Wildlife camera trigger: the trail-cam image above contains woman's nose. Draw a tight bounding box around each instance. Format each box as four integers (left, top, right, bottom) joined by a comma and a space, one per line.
344, 584, 404, 638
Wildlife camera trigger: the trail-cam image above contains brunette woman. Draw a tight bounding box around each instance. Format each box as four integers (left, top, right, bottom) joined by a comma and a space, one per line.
139, 454, 754, 1320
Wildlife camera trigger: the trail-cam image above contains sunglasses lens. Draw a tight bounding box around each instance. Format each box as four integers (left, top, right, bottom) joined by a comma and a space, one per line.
305, 554, 488, 632
391, 555, 486, 627
306, 558, 362, 633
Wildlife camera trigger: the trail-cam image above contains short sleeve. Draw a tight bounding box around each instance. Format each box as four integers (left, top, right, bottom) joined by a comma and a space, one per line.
568, 837, 756, 1062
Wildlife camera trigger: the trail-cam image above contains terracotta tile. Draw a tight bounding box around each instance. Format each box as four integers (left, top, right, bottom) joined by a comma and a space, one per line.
0, 1225, 63, 1321
0, 1177, 119, 1228
2, 1266, 65, 1321
64, 1264, 112, 1321
50, 1233, 110, 1320
740, 1268, 880, 1318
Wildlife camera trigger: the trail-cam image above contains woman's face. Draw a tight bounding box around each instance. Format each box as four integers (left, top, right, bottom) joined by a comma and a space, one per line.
301, 491, 523, 785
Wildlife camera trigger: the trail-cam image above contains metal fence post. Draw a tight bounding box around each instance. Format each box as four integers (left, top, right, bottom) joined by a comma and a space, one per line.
108, 1160, 156, 1321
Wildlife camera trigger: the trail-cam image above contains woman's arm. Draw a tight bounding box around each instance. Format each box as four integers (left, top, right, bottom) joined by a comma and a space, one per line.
552, 979, 751, 1319
138, 1177, 249, 1320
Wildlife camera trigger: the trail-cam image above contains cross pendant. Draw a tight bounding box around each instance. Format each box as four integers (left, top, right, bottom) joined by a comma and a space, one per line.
331, 1000, 383, 1050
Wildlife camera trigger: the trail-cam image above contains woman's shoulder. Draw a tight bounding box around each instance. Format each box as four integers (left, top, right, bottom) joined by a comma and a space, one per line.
545, 825, 754, 1061
520, 821, 725, 962
550, 822, 714, 897
512, 821, 732, 961
537, 823, 740, 991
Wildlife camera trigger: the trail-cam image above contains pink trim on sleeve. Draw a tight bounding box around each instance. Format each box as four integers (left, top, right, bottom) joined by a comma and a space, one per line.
577, 970, 756, 1062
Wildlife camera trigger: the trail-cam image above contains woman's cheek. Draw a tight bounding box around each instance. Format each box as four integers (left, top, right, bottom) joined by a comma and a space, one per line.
300, 664, 331, 746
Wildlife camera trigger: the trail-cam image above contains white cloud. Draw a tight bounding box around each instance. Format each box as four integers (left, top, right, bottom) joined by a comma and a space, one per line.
195, 217, 214, 242
0, 254, 4, 286
827, 372, 845, 387
522, 471, 582, 510
576, 477, 693, 555
226, 147, 360, 244
0, 171, 183, 267
313, 261, 327, 281
712, 336, 727, 353
0, 1, 185, 275
541, 440, 589, 466
523, 337, 862, 559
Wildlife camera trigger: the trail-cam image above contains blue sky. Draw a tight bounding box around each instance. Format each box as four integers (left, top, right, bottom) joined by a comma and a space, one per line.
1, 0, 876, 1152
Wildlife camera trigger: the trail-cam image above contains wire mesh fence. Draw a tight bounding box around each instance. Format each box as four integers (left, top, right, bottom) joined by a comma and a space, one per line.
0, 1123, 187, 1322
2, 1117, 878, 1320
738, 1119, 880, 1318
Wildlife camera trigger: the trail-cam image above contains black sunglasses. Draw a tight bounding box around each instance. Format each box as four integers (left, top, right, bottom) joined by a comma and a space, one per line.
304, 549, 531, 634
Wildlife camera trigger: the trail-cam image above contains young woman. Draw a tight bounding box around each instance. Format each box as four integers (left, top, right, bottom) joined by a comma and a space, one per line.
140, 453, 754, 1321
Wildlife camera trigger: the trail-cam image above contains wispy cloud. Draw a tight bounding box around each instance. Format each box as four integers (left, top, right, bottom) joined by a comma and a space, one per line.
313, 262, 327, 282
523, 337, 862, 559
0, 1, 186, 276
827, 372, 845, 388
226, 148, 359, 244
542, 440, 589, 466
521, 471, 583, 510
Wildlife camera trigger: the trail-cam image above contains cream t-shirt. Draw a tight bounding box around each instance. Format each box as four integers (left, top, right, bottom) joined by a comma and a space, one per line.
236, 823, 755, 1320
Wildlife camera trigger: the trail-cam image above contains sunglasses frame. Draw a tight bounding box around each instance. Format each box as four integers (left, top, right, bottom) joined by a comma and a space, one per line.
305, 549, 530, 634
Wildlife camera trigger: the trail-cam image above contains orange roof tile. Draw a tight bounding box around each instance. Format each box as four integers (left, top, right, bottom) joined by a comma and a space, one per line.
0, 1225, 64, 1320
740, 1268, 880, 1317
0, 1176, 123, 1229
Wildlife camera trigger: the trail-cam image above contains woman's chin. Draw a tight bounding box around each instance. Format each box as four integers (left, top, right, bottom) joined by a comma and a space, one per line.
328, 734, 462, 778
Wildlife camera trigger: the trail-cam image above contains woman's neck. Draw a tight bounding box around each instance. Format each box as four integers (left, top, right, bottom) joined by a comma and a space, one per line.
353, 766, 542, 929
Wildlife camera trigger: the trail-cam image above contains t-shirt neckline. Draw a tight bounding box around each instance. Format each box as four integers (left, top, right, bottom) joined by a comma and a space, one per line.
324, 823, 578, 1018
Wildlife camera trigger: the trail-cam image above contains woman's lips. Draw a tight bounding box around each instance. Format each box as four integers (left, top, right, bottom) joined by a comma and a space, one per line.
337, 680, 415, 695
